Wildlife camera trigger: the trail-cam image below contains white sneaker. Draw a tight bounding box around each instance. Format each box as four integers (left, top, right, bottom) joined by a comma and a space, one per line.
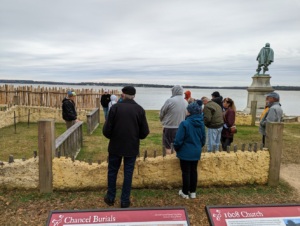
189, 192, 196, 199
178, 190, 189, 199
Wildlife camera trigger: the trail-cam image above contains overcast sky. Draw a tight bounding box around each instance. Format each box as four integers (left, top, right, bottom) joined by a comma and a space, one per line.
0, 0, 300, 86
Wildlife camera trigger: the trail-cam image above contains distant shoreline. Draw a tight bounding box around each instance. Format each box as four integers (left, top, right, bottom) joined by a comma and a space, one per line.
1, 79, 300, 91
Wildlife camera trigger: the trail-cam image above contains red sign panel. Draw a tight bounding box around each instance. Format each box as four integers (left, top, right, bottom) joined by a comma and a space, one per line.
47, 207, 190, 226
206, 204, 300, 226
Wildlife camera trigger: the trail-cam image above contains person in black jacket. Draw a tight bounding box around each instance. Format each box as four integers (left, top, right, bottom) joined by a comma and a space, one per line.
211, 91, 223, 110
62, 91, 78, 129
103, 86, 149, 208
100, 89, 111, 121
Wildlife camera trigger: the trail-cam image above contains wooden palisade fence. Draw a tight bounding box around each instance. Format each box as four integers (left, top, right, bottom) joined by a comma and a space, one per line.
0, 84, 119, 109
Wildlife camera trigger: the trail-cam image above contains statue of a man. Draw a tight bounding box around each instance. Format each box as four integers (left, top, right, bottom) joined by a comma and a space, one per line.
256, 43, 274, 75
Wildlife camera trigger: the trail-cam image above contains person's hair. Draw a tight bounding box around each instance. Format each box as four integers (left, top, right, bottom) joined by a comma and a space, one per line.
201, 96, 209, 101
223, 97, 236, 112
123, 94, 135, 100
187, 97, 195, 104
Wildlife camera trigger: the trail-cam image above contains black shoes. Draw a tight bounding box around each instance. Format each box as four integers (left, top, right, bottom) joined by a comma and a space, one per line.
104, 195, 114, 206
121, 202, 131, 208
104, 195, 131, 208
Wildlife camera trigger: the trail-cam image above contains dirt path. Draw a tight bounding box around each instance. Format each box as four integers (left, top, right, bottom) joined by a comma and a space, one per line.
280, 164, 300, 197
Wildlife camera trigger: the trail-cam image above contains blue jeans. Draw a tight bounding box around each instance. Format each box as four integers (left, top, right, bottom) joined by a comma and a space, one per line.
207, 127, 223, 152
103, 107, 109, 120
106, 153, 136, 204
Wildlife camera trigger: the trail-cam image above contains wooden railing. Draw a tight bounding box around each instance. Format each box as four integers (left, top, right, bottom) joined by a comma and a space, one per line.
55, 121, 83, 158
86, 108, 100, 135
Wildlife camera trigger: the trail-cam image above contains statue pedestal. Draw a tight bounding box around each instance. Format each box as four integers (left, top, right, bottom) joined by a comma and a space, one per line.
244, 74, 274, 115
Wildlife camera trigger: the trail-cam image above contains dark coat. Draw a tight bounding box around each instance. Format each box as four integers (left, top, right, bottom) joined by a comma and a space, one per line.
62, 97, 77, 121
103, 99, 150, 157
212, 96, 223, 109
100, 94, 111, 108
203, 101, 224, 128
221, 108, 236, 138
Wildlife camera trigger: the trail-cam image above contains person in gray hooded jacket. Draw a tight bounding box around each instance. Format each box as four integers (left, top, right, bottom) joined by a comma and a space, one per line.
160, 85, 188, 154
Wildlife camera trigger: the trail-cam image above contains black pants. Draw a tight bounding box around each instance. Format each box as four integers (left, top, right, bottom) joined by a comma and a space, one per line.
262, 135, 266, 147
180, 159, 198, 195
106, 153, 136, 205
221, 137, 233, 151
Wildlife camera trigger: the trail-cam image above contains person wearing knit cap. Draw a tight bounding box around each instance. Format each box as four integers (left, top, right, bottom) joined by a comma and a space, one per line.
100, 89, 111, 121
173, 102, 206, 199
211, 91, 223, 109
160, 85, 188, 155
103, 85, 149, 208
62, 90, 79, 129
211, 91, 220, 98
196, 99, 203, 110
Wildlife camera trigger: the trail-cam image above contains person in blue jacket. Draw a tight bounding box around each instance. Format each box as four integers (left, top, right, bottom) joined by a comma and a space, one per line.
173, 101, 206, 199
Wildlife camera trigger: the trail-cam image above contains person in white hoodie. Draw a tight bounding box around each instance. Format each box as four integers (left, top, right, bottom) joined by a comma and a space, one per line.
160, 85, 188, 154
108, 95, 118, 112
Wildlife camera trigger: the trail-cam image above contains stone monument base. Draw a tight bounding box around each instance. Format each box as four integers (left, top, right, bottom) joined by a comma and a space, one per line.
244, 74, 274, 115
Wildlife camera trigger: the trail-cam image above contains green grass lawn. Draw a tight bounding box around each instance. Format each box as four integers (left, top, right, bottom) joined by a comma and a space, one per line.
0, 181, 298, 225
0, 110, 299, 164
0, 110, 299, 225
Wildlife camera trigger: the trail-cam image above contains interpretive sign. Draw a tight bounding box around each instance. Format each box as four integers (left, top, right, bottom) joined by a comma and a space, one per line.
47, 207, 190, 226
206, 204, 300, 226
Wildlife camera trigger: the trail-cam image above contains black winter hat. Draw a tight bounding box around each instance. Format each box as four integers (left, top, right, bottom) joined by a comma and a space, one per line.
122, 86, 136, 95
211, 91, 220, 98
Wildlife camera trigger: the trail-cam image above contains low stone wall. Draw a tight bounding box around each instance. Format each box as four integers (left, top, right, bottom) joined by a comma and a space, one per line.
0, 158, 39, 190
0, 150, 270, 190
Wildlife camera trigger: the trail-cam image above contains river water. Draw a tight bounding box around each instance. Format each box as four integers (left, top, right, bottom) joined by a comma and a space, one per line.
90, 85, 299, 116
2, 83, 300, 116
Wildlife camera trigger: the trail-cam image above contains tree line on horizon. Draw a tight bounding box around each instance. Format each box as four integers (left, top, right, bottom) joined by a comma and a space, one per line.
0, 79, 299, 91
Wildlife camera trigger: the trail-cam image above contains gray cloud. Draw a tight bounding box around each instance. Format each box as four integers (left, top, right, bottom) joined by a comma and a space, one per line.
0, 0, 300, 86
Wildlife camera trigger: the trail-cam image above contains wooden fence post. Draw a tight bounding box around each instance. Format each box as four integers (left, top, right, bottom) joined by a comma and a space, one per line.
14, 111, 17, 134
87, 114, 92, 135
250, 100, 257, 126
13, 96, 19, 105
96, 97, 100, 123
38, 119, 55, 193
266, 122, 284, 187
27, 109, 30, 128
